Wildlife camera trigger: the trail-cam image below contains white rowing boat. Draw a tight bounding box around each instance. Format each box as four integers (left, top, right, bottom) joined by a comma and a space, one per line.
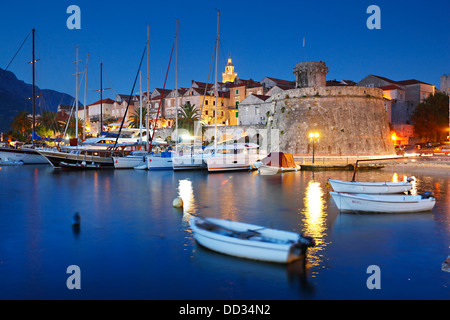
189, 217, 315, 264
330, 191, 436, 213
328, 178, 412, 194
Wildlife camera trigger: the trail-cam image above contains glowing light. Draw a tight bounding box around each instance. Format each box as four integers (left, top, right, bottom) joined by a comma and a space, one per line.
391, 133, 397, 141
301, 180, 328, 269
309, 132, 320, 139
392, 173, 398, 183
178, 179, 195, 214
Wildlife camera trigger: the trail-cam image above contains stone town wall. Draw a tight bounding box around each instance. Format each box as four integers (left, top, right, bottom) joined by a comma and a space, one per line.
268, 86, 396, 155
153, 85, 395, 156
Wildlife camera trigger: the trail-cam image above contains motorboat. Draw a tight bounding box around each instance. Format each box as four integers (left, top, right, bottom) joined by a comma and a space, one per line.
329, 191, 436, 213
0, 147, 48, 164
113, 150, 148, 169
189, 217, 315, 264
257, 152, 300, 175
147, 151, 173, 170
60, 161, 102, 170
328, 178, 413, 194
206, 143, 266, 172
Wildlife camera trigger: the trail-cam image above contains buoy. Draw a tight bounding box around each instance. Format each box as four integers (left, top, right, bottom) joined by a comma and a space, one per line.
72, 212, 81, 227
172, 197, 183, 208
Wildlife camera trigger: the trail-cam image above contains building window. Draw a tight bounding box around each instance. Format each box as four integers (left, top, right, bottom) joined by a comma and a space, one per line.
255, 106, 260, 115
205, 100, 208, 105
236, 89, 239, 95
245, 107, 248, 116
205, 110, 208, 115
235, 101, 239, 108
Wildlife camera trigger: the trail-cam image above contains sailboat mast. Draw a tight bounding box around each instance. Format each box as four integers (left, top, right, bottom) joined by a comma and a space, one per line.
139, 71, 143, 141
32, 28, 36, 145
214, 11, 220, 151
146, 25, 150, 151
83, 53, 89, 140
175, 19, 179, 154
100, 62, 103, 135
75, 45, 79, 140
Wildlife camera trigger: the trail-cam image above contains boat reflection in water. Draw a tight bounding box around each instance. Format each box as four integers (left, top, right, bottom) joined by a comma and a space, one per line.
301, 179, 330, 272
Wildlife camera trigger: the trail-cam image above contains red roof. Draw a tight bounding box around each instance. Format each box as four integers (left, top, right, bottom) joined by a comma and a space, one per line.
396, 79, 433, 86
87, 98, 115, 107
378, 84, 405, 91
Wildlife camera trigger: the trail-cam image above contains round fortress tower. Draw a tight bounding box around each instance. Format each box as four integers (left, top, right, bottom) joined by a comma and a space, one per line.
268, 61, 395, 156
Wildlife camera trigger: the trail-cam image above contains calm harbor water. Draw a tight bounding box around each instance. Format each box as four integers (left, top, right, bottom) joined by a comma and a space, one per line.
0, 164, 449, 299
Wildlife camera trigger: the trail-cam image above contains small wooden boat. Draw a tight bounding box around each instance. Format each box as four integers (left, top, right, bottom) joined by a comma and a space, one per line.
189, 217, 315, 264
328, 178, 413, 194
257, 152, 300, 175
60, 161, 102, 170
330, 191, 436, 213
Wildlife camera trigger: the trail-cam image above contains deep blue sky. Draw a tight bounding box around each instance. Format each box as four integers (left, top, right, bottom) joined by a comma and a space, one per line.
1, 0, 448, 105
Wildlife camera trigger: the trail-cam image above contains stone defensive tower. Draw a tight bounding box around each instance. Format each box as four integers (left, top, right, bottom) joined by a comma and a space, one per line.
266, 60, 395, 156
293, 61, 328, 88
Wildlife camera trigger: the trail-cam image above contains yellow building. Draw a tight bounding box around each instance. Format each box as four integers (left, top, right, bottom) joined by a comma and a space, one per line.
222, 56, 237, 83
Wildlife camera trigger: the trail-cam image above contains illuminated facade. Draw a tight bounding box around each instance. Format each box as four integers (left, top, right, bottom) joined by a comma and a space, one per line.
222, 57, 237, 83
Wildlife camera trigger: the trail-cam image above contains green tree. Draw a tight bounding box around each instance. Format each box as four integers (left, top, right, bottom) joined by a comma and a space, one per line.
38, 110, 62, 136
412, 92, 449, 142
177, 101, 200, 135
10, 111, 31, 138
129, 107, 148, 129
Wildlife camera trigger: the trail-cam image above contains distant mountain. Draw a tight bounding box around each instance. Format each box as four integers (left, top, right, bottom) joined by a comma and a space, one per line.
0, 67, 80, 132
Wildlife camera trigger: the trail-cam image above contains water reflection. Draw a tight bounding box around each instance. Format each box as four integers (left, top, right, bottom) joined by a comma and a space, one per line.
301, 180, 329, 270
178, 179, 195, 215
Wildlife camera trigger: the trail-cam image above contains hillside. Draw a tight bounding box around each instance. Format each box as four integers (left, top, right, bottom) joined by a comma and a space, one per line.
0, 67, 80, 132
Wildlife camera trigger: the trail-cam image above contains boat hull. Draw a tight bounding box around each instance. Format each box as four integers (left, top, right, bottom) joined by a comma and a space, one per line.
0, 148, 48, 164
172, 155, 208, 170
147, 155, 173, 170
113, 156, 146, 169
330, 191, 436, 213
328, 178, 412, 194
190, 217, 312, 264
38, 150, 114, 168
207, 155, 255, 172
258, 164, 300, 175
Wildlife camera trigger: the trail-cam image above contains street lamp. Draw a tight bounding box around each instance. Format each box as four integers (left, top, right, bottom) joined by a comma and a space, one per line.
309, 132, 319, 164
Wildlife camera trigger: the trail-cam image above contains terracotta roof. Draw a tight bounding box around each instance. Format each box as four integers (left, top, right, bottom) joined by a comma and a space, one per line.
370, 75, 397, 84
379, 84, 405, 91
87, 98, 115, 107
264, 77, 295, 86
396, 79, 433, 86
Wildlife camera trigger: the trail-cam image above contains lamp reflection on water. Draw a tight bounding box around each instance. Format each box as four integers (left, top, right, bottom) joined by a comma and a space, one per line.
178, 179, 196, 219
301, 180, 329, 270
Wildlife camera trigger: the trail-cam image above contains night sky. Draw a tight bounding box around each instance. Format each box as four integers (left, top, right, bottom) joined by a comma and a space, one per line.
1, 0, 448, 104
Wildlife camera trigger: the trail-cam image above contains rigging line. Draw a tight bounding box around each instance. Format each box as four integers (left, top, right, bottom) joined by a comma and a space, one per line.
113, 45, 147, 149
149, 40, 175, 153
4, 31, 31, 71
195, 39, 216, 138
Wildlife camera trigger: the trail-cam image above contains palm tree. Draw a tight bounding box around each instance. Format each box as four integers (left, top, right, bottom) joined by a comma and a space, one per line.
177, 102, 200, 135
11, 111, 31, 137
129, 107, 148, 129
39, 110, 62, 136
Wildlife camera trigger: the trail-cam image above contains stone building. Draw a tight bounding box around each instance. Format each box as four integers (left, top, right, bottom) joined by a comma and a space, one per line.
357, 75, 435, 144
222, 56, 237, 83
440, 74, 450, 94
238, 61, 394, 156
